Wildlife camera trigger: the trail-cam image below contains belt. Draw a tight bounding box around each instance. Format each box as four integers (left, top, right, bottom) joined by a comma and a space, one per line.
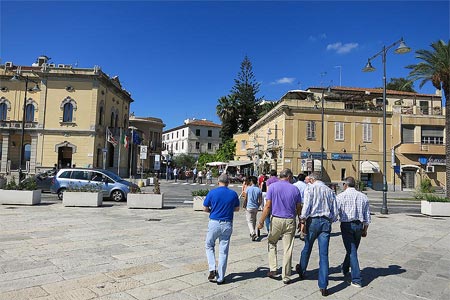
342, 220, 362, 224
210, 219, 232, 223
311, 216, 332, 222
272, 215, 295, 220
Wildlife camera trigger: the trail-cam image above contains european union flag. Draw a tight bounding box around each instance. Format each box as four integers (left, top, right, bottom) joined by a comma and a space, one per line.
132, 132, 141, 145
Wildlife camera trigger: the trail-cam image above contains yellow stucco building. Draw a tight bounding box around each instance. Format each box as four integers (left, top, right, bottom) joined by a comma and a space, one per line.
234, 87, 445, 191
0, 56, 133, 177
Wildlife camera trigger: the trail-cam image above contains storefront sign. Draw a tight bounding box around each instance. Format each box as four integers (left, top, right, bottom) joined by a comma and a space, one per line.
428, 157, 446, 166
300, 152, 327, 159
331, 153, 353, 160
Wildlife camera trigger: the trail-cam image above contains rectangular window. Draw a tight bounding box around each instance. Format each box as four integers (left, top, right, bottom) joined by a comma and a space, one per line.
421, 126, 444, 144
171, 132, 173, 139
176, 131, 179, 138
208, 143, 212, 150
341, 168, 346, 181
402, 126, 415, 143
240, 140, 246, 150
208, 130, 212, 137
182, 130, 185, 137
181, 141, 184, 150
195, 142, 200, 150
335, 122, 344, 141
175, 142, 178, 150
196, 129, 200, 136
306, 121, 316, 140
362, 123, 372, 143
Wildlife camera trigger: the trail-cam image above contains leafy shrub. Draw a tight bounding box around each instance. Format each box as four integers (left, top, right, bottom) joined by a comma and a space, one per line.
419, 178, 434, 193
192, 189, 209, 197
3, 176, 37, 190
66, 182, 102, 192
422, 194, 450, 202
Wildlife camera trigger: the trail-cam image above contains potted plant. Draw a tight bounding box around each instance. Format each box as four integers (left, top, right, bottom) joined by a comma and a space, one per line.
192, 189, 209, 211
63, 182, 103, 207
420, 194, 450, 216
0, 176, 41, 205
127, 178, 164, 209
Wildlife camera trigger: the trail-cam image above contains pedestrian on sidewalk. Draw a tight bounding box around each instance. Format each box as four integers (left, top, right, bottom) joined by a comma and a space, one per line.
206, 169, 213, 184
203, 173, 240, 285
294, 173, 308, 241
336, 176, 371, 288
173, 167, 178, 182
243, 176, 262, 241
297, 172, 338, 297
257, 168, 302, 284
198, 170, 203, 184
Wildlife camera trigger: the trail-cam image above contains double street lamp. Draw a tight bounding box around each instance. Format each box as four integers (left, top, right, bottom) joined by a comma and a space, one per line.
363, 38, 411, 214
10, 73, 41, 181
320, 86, 331, 179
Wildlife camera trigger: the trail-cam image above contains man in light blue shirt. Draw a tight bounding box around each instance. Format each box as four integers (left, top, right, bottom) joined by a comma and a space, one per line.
244, 176, 262, 241
297, 172, 338, 297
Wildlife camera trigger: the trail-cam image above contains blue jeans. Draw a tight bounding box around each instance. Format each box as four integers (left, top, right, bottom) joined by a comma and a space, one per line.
299, 217, 331, 289
341, 221, 363, 285
205, 219, 233, 282
265, 212, 271, 232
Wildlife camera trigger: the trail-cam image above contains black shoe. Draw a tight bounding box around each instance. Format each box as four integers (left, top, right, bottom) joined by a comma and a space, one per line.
295, 264, 305, 279
208, 270, 217, 282
257, 228, 261, 237
216, 279, 225, 285
251, 233, 257, 241
267, 271, 278, 279
283, 279, 292, 284
320, 288, 328, 297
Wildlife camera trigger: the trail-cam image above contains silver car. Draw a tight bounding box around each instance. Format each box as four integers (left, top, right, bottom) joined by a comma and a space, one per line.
50, 168, 138, 201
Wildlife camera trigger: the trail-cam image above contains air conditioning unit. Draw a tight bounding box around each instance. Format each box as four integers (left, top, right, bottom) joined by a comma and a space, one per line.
425, 166, 435, 173
58, 64, 65, 68
5, 62, 13, 68
49, 64, 56, 67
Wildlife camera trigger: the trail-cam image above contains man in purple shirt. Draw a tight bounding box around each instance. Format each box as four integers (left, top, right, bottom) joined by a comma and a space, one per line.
257, 168, 302, 284
266, 169, 279, 187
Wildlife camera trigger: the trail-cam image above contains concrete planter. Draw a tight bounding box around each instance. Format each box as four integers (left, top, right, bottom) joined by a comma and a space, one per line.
0, 178, 6, 189
421, 200, 450, 217
127, 193, 164, 209
63, 192, 102, 207
0, 189, 41, 205
193, 196, 206, 211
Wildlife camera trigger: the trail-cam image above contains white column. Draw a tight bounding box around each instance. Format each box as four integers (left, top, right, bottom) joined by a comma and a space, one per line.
29, 134, 38, 174
1, 134, 9, 174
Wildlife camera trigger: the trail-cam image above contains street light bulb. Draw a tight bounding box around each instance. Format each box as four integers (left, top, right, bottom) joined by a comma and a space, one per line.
362, 60, 375, 72
395, 40, 411, 54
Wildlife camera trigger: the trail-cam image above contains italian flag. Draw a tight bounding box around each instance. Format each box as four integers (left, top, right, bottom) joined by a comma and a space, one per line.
121, 130, 129, 149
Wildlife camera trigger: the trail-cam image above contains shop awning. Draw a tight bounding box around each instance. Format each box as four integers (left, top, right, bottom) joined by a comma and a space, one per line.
400, 164, 420, 170
226, 160, 254, 167
360, 161, 380, 173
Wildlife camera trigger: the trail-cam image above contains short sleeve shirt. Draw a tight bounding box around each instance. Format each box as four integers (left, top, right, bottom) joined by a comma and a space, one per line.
266, 180, 301, 219
245, 185, 262, 209
203, 186, 240, 221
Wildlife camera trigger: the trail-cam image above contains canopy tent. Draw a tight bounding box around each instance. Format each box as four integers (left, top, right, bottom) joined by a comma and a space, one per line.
206, 161, 227, 167
360, 161, 380, 173
226, 160, 254, 167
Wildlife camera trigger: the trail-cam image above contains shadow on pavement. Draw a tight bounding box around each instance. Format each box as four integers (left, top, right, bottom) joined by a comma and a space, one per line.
227, 266, 271, 283
362, 264, 406, 285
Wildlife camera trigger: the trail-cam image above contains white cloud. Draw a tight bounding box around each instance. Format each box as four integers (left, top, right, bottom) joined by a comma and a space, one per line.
326, 42, 359, 54
271, 77, 296, 85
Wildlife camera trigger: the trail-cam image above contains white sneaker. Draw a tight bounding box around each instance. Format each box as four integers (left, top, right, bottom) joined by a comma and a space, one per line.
351, 282, 362, 288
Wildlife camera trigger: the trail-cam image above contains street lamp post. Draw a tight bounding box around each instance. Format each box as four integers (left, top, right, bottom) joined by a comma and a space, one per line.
320, 86, 331, 179
363, 38, 411, 214
10, 74, 41, 181
358, 144, 367, 190
267, 126, 283, 172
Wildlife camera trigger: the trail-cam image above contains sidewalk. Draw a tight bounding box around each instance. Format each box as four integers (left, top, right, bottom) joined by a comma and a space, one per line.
0, 201, 449, 299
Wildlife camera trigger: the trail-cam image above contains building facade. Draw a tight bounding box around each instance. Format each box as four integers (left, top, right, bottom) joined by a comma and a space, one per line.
234, 87, 445, 191
162, 118, 222, 160
129, 115, 165, 175
0, 56, 133, 177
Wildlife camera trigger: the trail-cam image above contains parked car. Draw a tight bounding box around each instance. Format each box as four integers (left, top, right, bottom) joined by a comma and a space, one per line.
50, 168, 139, 201
21, 170, 56, 192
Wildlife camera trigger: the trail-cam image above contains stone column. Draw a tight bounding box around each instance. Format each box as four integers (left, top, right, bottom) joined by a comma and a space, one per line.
1, 133, 9, 174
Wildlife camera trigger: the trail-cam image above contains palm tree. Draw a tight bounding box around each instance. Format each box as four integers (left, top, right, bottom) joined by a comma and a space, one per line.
406, 40, 449, 198
216, 94, 239, 142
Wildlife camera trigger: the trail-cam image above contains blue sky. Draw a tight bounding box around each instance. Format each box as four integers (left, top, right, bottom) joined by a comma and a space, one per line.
2, 1, 449, 130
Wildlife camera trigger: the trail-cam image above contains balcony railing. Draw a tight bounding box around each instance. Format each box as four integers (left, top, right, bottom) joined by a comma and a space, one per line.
0, 121, 38, 129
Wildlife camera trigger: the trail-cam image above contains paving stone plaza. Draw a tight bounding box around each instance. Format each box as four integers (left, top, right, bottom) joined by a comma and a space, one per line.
0, 192, 449, 300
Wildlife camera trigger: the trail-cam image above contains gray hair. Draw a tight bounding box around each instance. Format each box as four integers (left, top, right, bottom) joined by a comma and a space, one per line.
308, 172, 321, 181
343, 176, 356, 187
279, 168, 293, 179
218, 173, 229, 184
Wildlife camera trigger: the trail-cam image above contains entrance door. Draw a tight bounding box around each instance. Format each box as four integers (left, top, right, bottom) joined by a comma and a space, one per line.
402, 170, 415, 189
58, 146, 73, 168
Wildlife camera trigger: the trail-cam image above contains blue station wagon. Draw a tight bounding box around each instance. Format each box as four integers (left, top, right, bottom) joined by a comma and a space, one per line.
50, 168, 138, 201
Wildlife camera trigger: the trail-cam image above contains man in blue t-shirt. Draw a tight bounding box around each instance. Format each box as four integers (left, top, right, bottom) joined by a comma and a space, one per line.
203, 173, 240, 285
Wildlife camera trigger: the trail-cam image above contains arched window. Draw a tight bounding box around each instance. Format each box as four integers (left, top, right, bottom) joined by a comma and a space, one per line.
115, 113, 119, 129
99, 106, 104, 125
24, 144, 31, 162
110, 112, 115, 128
63, 102, 74, 122
25, 104, 34, 122
0, 103, 7, 121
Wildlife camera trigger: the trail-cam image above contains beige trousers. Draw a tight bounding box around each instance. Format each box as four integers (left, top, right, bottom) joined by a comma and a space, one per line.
245, 208, 258, 235
267, 216, 296, 281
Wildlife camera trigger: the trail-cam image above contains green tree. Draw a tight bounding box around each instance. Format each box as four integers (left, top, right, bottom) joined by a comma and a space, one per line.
197, 153, 216, 170
257, 100, 279, 118
386, 77, 416, 92
406, 40, 449, 198
173, 154, 197, 169
217, 56, 261, 141
215, 139, 236, 162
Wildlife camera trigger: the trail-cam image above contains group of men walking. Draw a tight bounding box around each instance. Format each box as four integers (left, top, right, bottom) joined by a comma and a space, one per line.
202, 169, 371, 296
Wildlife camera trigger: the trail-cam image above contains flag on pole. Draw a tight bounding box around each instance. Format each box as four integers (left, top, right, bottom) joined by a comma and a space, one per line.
106, 128, 118, 146
132, 131, 142, 145
121, 129, 129, 149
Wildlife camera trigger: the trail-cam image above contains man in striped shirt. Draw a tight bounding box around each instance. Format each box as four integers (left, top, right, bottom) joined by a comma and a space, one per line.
336, 176, 371, 288
296, 172, 338, 297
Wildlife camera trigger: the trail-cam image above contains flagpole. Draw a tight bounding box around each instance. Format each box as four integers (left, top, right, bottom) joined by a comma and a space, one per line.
118, 128, 122, 175
103, 127, 107, 169
129, 127, 133, 179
